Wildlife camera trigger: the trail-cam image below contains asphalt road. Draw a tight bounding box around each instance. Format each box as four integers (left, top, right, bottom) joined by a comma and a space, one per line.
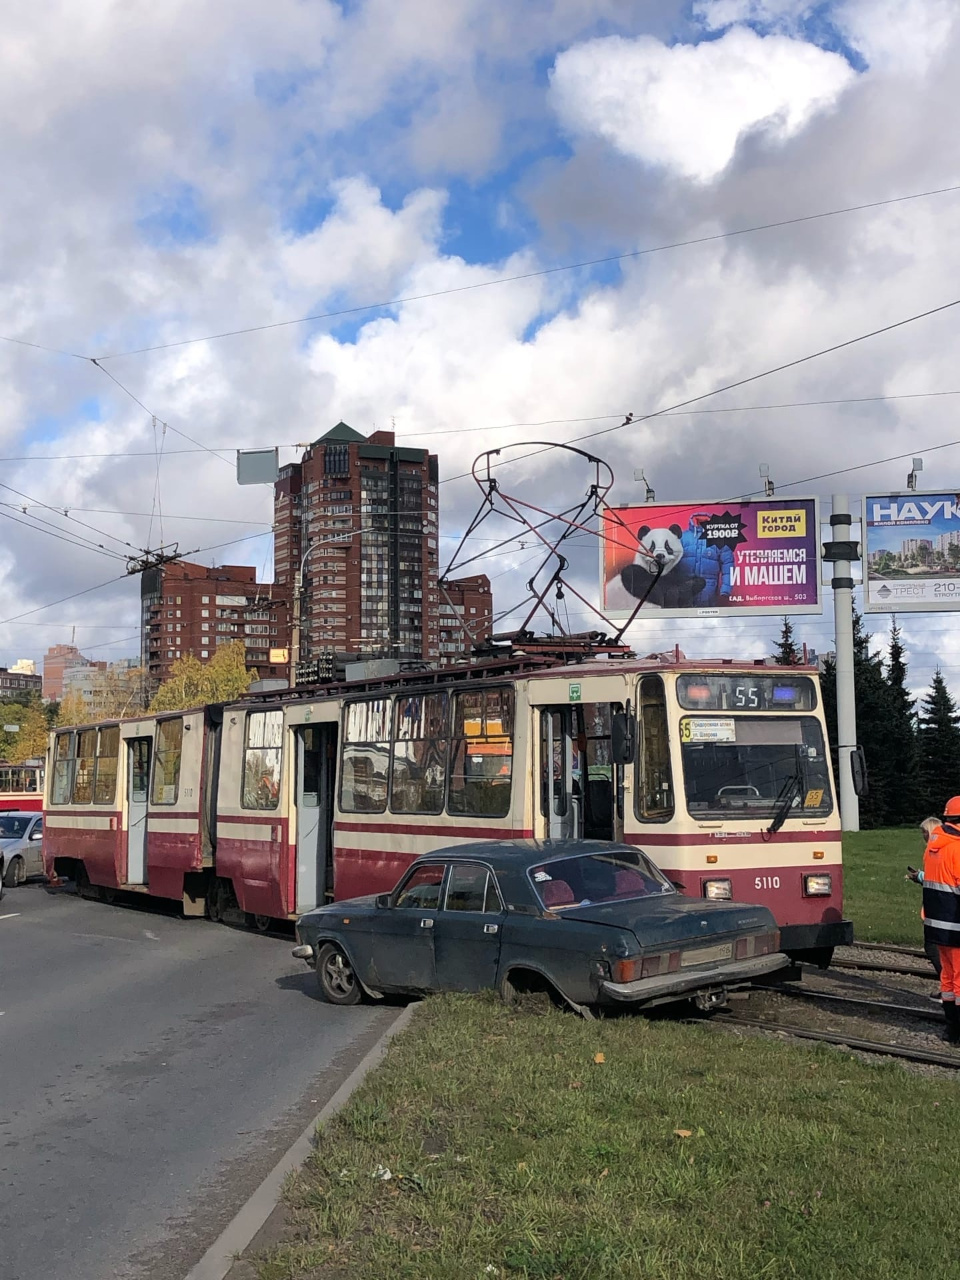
0, 881, 398, 1280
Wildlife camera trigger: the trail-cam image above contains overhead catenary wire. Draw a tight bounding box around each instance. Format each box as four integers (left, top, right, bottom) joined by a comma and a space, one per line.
0, 506, 129, 562
85, 182, 960, 361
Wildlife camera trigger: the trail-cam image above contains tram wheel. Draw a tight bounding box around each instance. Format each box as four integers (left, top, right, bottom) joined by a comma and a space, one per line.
3, 855, 25, 888
316, 942, 362, 1006
247, 913, 272, 933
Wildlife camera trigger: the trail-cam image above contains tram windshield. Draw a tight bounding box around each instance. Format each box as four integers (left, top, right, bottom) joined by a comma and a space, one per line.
680, 715, 833, 820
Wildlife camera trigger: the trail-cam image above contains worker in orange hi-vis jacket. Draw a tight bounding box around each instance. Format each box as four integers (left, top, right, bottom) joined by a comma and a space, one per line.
922, 797, 960, 1045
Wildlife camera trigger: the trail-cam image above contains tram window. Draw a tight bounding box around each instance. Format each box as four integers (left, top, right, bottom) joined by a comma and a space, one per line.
51, 732, 76, 805
130, 740, 150, 803
242, 710, 283, 810
540, 711, 567, 818
93, 726, 120, 804
72, 729, 97, 805
636, 676, 674, 822
448, 687, 513, 819
340, 698, 390, 813
300, 726, 321, 809
391, 692, 448, 814
151, 718, 183, 805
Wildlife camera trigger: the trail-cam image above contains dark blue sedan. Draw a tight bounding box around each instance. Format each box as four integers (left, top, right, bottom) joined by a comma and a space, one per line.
292, 840, 788, 1012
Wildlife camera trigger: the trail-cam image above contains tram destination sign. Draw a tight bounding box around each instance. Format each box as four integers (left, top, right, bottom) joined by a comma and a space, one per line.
864, 491, 960, 613
600, 497, 821, 620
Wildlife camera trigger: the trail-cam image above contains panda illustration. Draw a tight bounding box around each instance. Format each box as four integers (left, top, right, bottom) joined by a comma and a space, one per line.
618, 524, 707, 609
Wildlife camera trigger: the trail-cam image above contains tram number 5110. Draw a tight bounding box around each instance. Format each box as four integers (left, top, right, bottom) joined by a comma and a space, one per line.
754, 875, 781, 890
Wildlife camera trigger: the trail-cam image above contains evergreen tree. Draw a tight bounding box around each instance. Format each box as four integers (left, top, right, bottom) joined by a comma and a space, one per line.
773, 617, 801, 666
917, 668, 960, 815
884, 618, 921, 824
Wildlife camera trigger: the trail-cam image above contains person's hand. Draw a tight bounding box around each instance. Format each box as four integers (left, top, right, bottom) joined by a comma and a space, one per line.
905, 865, 920, 883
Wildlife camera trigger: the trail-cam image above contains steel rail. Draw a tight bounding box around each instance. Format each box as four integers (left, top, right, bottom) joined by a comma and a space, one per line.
712, 1013, 960, 1069
847, 940, 927, 960
772, 984, 943, 1023
830, 957, 933, 978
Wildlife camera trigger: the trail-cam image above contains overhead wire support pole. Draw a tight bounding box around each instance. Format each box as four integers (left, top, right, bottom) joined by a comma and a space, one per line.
826, 495, 860, 831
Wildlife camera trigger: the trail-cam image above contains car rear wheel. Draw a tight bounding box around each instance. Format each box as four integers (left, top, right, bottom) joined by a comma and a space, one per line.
316, 942, 362, 1006
3, 856, 25, 888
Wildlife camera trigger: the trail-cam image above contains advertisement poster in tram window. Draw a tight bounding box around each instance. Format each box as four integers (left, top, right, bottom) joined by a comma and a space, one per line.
600, 498, 822, 619
863, 491, 960, 613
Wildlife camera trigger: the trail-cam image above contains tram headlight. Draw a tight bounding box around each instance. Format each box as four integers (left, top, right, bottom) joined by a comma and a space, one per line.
703, 878, 732, 900
803, 873, 833, 896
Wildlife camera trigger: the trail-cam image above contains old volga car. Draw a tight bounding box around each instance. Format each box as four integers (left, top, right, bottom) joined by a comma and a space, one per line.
292, 840, 787, 1012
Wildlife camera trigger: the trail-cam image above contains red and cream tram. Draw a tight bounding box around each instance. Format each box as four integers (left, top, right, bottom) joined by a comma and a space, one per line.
0, 761, 44, 812
43, 652, 851, 961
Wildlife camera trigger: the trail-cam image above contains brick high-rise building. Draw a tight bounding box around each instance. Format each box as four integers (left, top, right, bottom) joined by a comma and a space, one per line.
438, 575, 493, 664
141, 561, 290, 688
275, 422, 443, 662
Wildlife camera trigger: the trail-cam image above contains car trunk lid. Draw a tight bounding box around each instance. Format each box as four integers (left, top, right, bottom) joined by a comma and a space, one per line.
557, 896, 773, 947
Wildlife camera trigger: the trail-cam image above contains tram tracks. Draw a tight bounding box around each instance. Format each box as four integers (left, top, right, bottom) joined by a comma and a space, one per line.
711, 1012, 960, 1070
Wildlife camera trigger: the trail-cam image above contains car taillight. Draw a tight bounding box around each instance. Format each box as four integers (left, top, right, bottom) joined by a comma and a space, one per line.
611, 952, 681, 982
803, 874, 833, 896
735, 931, 781, 960
703, 878, 732, 900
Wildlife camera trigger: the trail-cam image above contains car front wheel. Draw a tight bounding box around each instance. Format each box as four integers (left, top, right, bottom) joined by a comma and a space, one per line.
3, 856, 24, 888
316, 942, 362, 1006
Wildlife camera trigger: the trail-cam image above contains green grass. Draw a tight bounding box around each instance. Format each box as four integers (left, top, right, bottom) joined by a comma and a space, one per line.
842, 829, 927, 945
260, 995, 960, 1280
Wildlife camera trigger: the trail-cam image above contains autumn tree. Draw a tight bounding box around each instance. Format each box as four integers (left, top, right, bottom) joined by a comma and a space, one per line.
57, 689, 91, 727
0, 698, 50, 761
150, 641, 253, 713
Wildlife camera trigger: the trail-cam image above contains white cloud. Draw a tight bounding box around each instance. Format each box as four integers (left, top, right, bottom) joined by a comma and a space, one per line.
835, 0, 956, 75
550, 28, 855, 182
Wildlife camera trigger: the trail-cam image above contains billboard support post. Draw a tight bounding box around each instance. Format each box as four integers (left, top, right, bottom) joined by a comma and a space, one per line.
830, 494, 859, 832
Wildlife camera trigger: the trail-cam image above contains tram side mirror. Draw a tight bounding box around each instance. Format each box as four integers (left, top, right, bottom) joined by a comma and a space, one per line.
375, 893, 391, 910
850, 745, 869, 798
611, 711, 636, 766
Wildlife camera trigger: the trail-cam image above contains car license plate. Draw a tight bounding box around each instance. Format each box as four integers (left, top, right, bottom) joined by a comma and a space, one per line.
681, 942, 732, 968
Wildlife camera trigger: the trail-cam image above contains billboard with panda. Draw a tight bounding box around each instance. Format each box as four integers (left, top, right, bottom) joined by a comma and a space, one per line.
601, 498, 821, 619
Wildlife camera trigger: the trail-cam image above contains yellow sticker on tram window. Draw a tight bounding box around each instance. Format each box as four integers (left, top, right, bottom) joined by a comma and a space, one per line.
803, 788, 824, 808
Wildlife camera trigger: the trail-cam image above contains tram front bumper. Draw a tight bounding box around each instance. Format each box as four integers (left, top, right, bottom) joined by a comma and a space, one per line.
599, 952, 789, 1004
780, 919, 854, 952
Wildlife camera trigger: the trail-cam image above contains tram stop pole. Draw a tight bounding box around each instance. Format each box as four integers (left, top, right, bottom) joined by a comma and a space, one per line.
827, 494, 860, 832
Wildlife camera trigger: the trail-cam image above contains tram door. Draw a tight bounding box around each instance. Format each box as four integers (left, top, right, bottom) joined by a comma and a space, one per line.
539, 704, 623, 843
127, 738, 151, 885
295, 724, 337, 912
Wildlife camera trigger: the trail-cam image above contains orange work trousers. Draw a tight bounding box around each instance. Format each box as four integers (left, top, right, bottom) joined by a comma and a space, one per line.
939, 946, 960, 999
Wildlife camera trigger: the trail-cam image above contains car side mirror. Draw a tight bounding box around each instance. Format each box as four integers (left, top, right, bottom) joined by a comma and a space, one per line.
30, 830, 42, 841
611, 710, 636, 766
850, 745, 868, 798
375, 893, 391, 909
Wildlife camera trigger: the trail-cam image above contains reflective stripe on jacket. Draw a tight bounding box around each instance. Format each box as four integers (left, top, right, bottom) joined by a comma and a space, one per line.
922, 822, 960, 947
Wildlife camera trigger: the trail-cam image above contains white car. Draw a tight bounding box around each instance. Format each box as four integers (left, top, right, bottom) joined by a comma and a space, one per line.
0, 811, 44, 893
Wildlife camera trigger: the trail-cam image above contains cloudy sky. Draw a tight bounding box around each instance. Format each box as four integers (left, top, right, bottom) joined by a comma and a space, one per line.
1, 0, 959, 694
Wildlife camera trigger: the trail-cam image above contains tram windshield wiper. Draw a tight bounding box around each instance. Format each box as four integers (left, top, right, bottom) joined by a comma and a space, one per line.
767, 773, 802, 835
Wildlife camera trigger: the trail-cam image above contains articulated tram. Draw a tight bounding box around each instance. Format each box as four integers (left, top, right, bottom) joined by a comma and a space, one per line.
43, 652, 851, 962
0, 761, 44, 812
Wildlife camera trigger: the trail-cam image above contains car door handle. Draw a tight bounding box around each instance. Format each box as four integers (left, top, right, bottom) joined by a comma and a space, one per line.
483, 924, 499, 935
420, 918, 434, 930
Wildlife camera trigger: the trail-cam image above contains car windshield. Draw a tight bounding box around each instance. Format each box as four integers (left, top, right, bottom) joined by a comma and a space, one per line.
529, 849, 674, 911
0, 816, 29, 838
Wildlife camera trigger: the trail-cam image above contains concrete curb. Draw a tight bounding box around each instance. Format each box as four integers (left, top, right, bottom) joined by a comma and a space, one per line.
182, 1002, 417, 1280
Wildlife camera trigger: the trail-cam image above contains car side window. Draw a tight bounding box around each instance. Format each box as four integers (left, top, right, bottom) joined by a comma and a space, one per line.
394, 864, 445, 910
444, 864, 501, 913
